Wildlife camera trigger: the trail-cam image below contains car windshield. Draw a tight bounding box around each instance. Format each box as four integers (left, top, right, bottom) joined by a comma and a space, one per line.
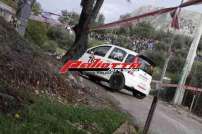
125, 54, 154, 75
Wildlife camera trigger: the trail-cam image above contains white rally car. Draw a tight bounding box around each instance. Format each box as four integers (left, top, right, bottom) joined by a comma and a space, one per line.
79, 44, 155, 99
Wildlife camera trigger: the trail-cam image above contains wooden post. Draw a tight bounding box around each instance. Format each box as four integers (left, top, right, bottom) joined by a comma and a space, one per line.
143, 96, 158, 134
190, 94, 196, 112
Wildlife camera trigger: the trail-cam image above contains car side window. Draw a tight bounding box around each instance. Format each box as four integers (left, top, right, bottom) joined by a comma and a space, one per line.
125, 54, 136, 63
87, 46, 111, 57
108, 48, 127, 62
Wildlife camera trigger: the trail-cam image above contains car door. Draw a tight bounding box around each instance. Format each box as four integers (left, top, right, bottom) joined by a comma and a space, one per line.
80, 45, 112, 62
79, 45, 112, 78
102, 47, 127, 80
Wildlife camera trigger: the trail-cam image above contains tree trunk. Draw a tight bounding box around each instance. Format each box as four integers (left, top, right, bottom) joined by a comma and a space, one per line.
62, 0, 104, 62
16, 0, 36, 36
66, 29, 89, 60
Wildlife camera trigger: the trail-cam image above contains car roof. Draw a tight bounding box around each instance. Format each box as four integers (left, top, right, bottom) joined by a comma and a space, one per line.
88, 44, 156, 66
91, 44, 138, 56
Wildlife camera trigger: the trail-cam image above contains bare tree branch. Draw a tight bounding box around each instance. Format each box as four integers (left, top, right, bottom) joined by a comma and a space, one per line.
90, 0, 104, 24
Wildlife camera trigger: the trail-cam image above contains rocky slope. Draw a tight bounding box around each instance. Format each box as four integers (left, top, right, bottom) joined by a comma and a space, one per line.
128, 5, 202, 36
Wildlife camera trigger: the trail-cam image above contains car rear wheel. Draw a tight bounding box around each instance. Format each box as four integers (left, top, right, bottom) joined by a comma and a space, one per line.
132, 90, 146, 99
109, 71, 125, 91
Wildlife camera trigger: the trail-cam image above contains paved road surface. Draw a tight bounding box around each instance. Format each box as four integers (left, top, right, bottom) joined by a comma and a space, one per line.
82, 77, 202, 134
109, 91, 202, 134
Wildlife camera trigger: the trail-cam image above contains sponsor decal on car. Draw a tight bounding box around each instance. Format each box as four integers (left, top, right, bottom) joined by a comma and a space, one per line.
59, 59, 141, 74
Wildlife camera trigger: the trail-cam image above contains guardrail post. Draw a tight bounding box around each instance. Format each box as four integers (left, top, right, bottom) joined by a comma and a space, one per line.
143, 96, 158, 134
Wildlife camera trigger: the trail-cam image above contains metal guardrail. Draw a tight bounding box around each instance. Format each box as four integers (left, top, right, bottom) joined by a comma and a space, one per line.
152, 80, 202, 92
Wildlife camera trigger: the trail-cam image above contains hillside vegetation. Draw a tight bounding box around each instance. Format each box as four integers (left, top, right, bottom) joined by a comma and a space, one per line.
0, 96, 128, 134
0, 17, 135, 133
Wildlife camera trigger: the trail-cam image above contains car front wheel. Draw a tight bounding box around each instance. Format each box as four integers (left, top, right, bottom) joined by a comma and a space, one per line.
109, 71, 125, 91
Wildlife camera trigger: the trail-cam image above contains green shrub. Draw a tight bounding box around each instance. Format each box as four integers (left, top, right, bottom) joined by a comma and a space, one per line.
25, 21, 48, 46
144, 50, 166, 68
32, 1, 42, 15
189, 62, 202, 87
41, 40, 58, 53
0, 96, 128, 134
47, 26, 74, 49
130, 22, 155, 38
167, 56, 185, 74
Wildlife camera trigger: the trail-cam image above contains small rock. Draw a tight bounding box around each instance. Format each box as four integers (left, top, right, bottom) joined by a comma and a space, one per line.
15, 113, 20, 119
35, 90, 39, 95
113, 121, 137, 134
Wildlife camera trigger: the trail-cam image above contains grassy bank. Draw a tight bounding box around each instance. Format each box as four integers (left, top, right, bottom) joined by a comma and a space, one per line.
0, 96, 128, 134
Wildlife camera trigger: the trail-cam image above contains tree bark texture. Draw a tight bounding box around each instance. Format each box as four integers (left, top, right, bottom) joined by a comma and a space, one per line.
63, 0, 104, 62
